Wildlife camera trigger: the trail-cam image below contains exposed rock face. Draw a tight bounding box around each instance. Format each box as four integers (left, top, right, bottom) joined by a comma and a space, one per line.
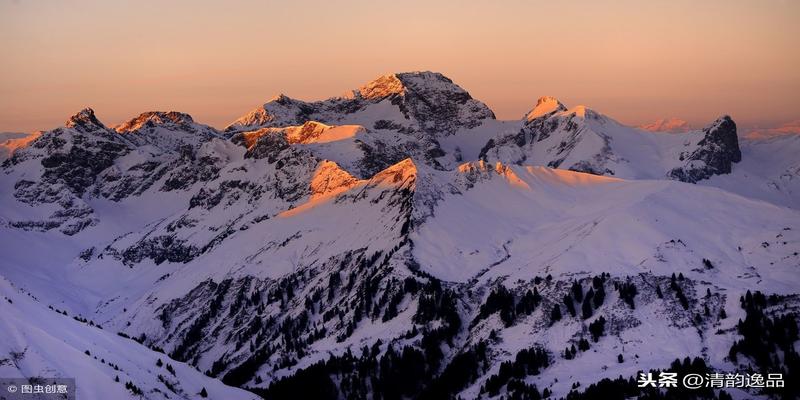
114, 111, 220, 151
357, 73, 406, 99
115, 111, 197, 133
230, 121, 364, 147
65, 107, 108, 133
225, 72, 495, 136
0, 131, 41, 160
309, 161, 358, 200
525, 96, 568, 121
1, 108, 227, 234
223, 72, 495, 178
388, 72, 496, 135
224, 94, 314, 132
668, 115, 742, 183
3, 108, 131, 234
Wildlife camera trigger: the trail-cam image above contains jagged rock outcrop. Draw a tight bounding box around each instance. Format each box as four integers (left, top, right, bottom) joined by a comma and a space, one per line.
668, 115, 742, 183
65, 107, 109, 133
225, 72, 494, 136
3, 108, 130, 234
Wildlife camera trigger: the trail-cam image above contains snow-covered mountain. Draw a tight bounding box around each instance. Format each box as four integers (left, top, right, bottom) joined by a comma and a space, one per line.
479, 96, 742, 183
1, 72, 798, 400
0, 131, 41, 160
225, 72, 495, 178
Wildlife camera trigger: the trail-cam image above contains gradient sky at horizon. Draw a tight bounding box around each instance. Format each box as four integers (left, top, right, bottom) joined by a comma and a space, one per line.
1, 0, 798, 133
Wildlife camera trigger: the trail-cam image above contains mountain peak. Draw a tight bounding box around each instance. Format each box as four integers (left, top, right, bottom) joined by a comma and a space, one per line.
267, 93, 294, 104
65, 107, 107, 132
526, 96, 567, 121
115, 111, 195, 133
357, 74, 406, 100
356, 71, 468, 101
369, 158, 418, 189
226, 71, 494, 135
395, 71, 456, 86
702, 115, 740, 160
283, 121, 335, 144
310, 160, 359, 200
666, 114, 740, 183
708, 115, 734, 128
384, 157, 418, 174
224, 96, 308, 133
356, 71, 496, 133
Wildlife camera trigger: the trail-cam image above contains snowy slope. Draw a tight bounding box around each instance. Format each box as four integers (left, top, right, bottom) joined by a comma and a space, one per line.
0, 277, 258, 400
414, 162, 800, 291
701, 134, 800, 209
0, 132, 40, 160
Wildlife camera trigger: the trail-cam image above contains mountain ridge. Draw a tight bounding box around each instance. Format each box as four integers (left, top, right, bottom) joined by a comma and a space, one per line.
1, 71, 798, 400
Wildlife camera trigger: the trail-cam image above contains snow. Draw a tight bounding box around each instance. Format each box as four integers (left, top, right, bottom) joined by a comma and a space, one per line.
0, 72, 798, 399
439, 119, 523, 162
0, 277, 258, 400
701, 134, 800, 209
356, 73, 406, 99
413, 164, 800, 290
526, 96, 567, 121
0, 132, 40, 160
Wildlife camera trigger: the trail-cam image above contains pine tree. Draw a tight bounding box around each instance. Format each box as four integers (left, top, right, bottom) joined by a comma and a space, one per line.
550, 305, 562, 325
589, 316, 606, 342
571, 281, 584, 302
581, 294, 593, 320
563, 294, 576, 317
199, 387, 208, 398
593, 284, 605, 308
618, 281, 637, 309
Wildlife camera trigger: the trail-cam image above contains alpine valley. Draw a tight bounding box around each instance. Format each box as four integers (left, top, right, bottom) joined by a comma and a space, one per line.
1, 72, 798, 400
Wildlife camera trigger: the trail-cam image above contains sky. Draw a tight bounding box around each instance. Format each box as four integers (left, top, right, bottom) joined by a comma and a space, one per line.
1, 0, 798, 133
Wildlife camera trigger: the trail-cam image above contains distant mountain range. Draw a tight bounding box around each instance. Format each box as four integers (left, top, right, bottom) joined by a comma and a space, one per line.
1, 72, 798, 400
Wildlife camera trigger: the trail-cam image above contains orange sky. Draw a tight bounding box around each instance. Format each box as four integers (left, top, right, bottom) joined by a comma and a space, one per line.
1, 0, 798, 133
